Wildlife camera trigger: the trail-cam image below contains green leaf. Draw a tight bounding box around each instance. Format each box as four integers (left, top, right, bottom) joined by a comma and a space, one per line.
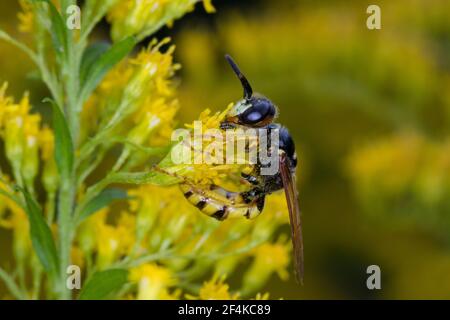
80, 42, 110, 84
111, 138, 172, 157
0, 178, 25, 210
78, 269, 128, 300
37, 0, 69, 59
78, 188, 129, 222
108, 170, 181, 186
44, 98, 74, 178
17, 187, 59, 277
79, 36, 136, 105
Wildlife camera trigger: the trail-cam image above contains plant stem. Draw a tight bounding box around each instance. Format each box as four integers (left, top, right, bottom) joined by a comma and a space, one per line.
0, 267, 26, 300
57, 173, 75, 300
57, 1, 81, 299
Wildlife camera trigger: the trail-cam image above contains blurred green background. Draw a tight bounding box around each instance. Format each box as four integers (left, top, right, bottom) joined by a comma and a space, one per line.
2, 0, 450, 299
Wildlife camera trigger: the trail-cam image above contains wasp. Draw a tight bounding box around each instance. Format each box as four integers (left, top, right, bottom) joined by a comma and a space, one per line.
160, 55, 304, 282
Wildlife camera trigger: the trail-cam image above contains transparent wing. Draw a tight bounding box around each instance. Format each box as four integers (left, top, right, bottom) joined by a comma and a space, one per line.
280, 152, 304, 283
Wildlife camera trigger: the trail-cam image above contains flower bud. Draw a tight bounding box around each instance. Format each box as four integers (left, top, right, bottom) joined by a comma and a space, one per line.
108, 0, 215, 42
242, 240, 291, 294
129, 263, 176, 300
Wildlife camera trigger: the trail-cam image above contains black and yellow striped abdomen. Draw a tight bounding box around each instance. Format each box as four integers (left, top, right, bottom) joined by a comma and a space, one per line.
180, 183, 263, 220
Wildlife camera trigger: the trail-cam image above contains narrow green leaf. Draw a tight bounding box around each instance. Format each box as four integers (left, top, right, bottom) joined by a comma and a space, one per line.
78, 188, 129, 222
0, 178, 25, 210
44, 98, 74, 178
80, 41, 110, 84
37, 0, 69, 58
78, 269, 128, 300
79, 36, 136, 104
108, 170, 181, 186
17, 187, 59, 277
0, 189, 25, 210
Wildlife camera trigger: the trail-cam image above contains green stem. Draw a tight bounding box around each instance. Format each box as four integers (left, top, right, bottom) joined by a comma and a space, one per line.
0, 29, 38, 62
63, 35, 81, 143
31, 261, 43, 300
0, 29, 64, 107
0, 267, 26, 300
114, 251, 174, 269
56, 1, 81, 300
45, 191, 56, 225
57, 173, 75, 300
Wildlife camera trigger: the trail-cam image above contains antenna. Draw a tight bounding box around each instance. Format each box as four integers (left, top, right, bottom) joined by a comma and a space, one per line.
225, 54, 253, 100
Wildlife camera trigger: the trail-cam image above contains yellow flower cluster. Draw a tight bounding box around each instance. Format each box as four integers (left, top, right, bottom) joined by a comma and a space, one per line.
3, 0, 295, 300
17, 0, 34, 33
187, 275, 270, 300
348, 134, 424, 195
173, 103, 253, 187
0, 85, 58, 296
0, 177, 31, 267
129, 263, 178, 299
188, 275, 239, 300
347, 133, 450, 223
0, 83, 58, 197
18, 0, 60, 33
77, 209, 136, 269
81, 39, 179, 153
107, 0, 215, 41
74, 177, 291, 299
242, 238, 291, 294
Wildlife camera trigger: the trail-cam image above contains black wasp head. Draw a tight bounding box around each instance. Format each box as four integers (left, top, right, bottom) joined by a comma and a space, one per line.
220, 55, 277, 129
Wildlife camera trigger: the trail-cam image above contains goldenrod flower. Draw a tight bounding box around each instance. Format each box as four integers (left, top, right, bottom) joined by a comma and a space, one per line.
92, 210, 136, 268
0, 0, 296, 300
242, 238, 291, 294
17, 0, 34, 33
81, 39, 179, 151
198, 276, 238, 300
347, 133, 423, 195
39, 127, 59, 195
71, 246, 85, 270
77, 209, 108, 259
3, 105, 26, 168
254, 292, 270, 300
202, 0, 215, 13
188, 275, 239, 300
0, 182, 32, 265
128, 184, 202, 251
0, 84, 45, 193
129, 263, 177, 300
22, 112, 41, 192
176, 103, 252, 186
18, 0, 60, 33
107, 0, 216, 42
347, 133, 450, 224
185, 103, 234, 131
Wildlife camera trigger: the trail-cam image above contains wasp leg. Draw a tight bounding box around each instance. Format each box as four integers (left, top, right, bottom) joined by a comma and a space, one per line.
240, 164, 262, 186
241, 172, 259, 185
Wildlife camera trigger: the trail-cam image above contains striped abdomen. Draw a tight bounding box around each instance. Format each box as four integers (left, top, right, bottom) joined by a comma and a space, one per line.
180, 183, 265, 221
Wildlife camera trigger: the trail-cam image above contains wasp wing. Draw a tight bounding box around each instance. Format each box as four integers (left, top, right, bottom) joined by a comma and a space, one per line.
280, 152, 304, 283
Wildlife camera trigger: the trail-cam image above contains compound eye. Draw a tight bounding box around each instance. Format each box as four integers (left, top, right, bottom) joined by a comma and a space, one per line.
243, 110, 264, 123
239, 98, 275, 126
